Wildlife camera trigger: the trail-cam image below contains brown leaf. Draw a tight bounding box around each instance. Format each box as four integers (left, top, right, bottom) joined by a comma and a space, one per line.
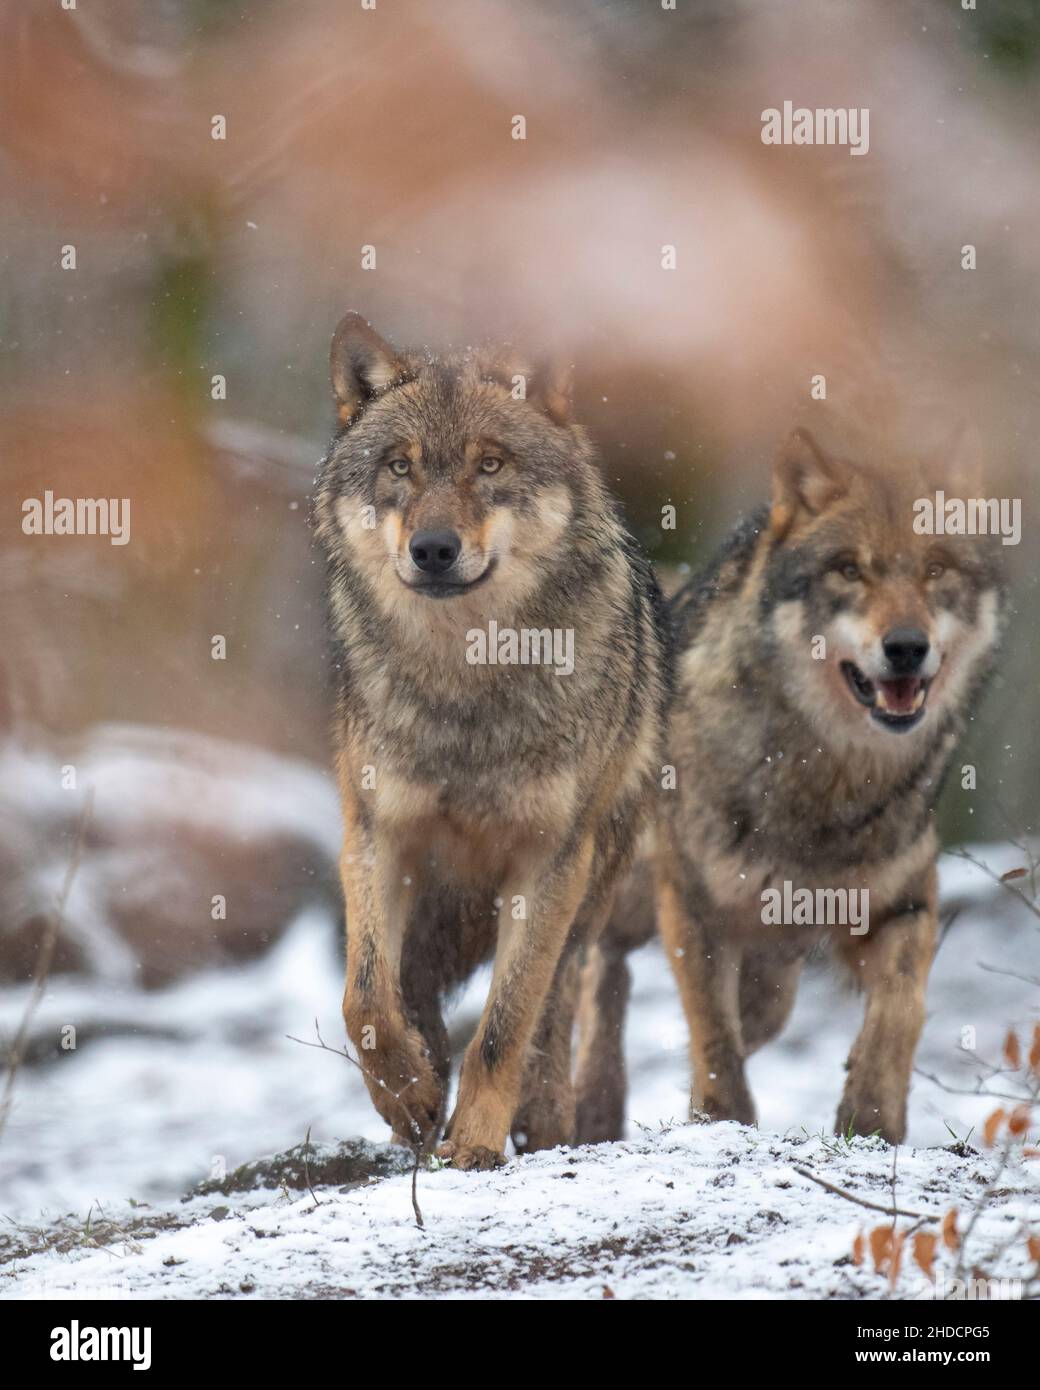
1023, 1147, 1040, 1159
852, 1230, 865, 1266
1000, 867, 1028, 882
913, 1231, 938, 1280
942, 1209, 960, 1251
888, 1231, 905, 1289
1008, 1105, 1031, 1136
601, 1285, 615, 1299
1004, 1029, 1022, 1069
1029, 1024, 1040, 1074
982, 1107, 1006, 1146
869, 1225, 893, 1274
1027, 1236, 1040, 1265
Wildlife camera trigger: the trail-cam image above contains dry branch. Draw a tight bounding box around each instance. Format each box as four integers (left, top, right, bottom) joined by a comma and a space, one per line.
0, 789, 94, 1143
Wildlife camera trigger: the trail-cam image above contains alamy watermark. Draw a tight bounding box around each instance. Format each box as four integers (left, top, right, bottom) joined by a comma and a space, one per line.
761, 101, 870, 156
761, 880, 869, 935
22, 491, 130, 546
51, 1321, 151, 1370
912, 492, 1021, 546
466, 620, 574, 677
916, 1269, 1022, 1301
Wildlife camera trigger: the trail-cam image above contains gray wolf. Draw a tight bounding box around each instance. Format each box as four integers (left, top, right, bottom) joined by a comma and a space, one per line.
312, 313, 671, 1169
577, 426, 1005, 1145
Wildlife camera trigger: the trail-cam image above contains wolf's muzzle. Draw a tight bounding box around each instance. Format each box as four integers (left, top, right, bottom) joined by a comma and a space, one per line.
881, 627, 930, 675
409, 529, 462, 576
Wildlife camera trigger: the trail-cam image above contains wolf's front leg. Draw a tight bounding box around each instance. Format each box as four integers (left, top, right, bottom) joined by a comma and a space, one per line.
572, 937, 632, 1145
439, 838, 594, 1170
834, 876, 938, 1145
339, 821, 445, 1148
510, 946, 581, 1154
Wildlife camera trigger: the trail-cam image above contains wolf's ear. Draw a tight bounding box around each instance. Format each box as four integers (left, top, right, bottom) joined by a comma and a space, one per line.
487, 352, 574, 425
529, 357, 574, 425
770, 428, 847, 541
330, 313, 405, 424
933, 421, 984, 498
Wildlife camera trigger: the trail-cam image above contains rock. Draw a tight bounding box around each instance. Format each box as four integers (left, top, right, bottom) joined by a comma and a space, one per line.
189, 1138, 413, 1198
0, 725, 341, 987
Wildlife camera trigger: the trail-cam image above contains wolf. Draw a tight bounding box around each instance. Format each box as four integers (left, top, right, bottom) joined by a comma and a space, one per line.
576, 427, 1005, 1145
311, 313, 671, 1169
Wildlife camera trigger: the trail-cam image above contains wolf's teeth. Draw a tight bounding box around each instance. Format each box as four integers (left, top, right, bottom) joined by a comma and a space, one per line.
912, 686, 926, 712
875, 688, 890, 711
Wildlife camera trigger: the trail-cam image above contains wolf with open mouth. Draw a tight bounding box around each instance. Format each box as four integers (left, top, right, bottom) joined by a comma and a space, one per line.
576, 427, 1007, 1146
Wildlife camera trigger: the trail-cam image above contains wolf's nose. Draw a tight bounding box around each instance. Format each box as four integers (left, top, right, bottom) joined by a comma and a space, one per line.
882, 627, 930, 674
409, 529, 461, 575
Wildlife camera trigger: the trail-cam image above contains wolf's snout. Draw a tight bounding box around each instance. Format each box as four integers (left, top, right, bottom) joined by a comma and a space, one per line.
410, 529, 461, 575
882, 627, 930, 675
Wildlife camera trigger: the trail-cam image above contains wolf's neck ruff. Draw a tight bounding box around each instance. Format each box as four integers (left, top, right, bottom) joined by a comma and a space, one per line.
326, 496, 632, 737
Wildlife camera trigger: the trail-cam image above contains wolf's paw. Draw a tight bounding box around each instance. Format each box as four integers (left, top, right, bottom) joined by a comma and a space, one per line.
364, 1034, 444, 1148
511, 1093, 575, 1154
435, 1141, 507, 1172
835, 1094, 902, 1145
696, 1091, 756, 1128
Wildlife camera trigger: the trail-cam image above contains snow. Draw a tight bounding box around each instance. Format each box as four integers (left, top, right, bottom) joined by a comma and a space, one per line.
1, 835, 1037, 1299
3, 1123, 1037, 1301
0, 724, 342, 858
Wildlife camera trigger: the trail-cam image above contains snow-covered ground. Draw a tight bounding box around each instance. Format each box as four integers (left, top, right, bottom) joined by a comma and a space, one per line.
3, 1122, 1038, 1301
0, 842, 1037, 1298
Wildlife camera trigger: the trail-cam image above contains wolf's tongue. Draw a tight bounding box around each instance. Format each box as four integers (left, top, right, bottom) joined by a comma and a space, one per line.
877, 677, 921, 714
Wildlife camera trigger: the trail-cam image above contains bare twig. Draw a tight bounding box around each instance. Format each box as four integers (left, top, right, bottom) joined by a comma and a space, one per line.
301, 1125, 325, 1210
955, 1068, 1040, 1284
287, 1021, 426, 1229
987, 804, 1039, 900
915, 1068, 1030, 1105
935, 906, 961, 951
917, 1040, 1040, 1105
792, 1164, 937, 1222
0, 789, 95, 1143
954, 1139, 1012, 1284
976, 961, 1040, 989
410, 1147, 422, 1230
944, 846, 1040, 924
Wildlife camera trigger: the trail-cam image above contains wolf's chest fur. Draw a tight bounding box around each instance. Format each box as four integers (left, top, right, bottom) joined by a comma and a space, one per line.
352, 698, 586, 872
330, 599, 660, 918
682, 701, 947, 918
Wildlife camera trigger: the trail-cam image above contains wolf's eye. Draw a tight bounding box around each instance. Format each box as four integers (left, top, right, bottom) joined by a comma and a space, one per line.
388, 458, 411, 478
926, 561, 945, 580
839, 561, 862, 582
480, 456, 503, 475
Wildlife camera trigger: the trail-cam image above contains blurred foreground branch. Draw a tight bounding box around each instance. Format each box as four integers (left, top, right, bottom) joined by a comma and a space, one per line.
0, 789, 95, 1142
